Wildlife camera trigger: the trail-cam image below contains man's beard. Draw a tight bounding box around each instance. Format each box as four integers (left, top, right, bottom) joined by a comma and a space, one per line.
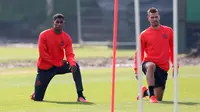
54, 28, 62, 34
152, 21, 159, 27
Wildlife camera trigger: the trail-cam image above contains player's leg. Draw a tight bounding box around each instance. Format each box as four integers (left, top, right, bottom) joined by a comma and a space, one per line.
154, 66, 168, 101
140, 87, 164, 101
154, 87, 164, 101
142, 62, 156, 96
32, 67, 56, 101
55, 61, 86, 102
55, 60, 71, 74
55, 61, 84, 93
141, 61, 158, 103
136, 86, 148, 100
137, 62, 155, 100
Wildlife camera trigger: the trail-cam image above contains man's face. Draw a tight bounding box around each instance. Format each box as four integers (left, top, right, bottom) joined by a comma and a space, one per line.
147, 12, 160, 27
53, 18, 64, 31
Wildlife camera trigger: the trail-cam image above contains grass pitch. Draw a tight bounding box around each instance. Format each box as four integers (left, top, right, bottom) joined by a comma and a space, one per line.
0, 66, 199, 112
0, 46, 199, 112
0, 46, 134, 62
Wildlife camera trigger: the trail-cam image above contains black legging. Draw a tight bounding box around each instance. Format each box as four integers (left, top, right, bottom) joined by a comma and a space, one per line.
34, 62, 83, 101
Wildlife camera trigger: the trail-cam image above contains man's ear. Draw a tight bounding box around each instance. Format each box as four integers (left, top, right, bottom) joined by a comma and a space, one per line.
147, 16, 150, 21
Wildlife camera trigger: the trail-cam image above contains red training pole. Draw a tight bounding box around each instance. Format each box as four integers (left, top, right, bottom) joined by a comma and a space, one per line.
111, 0, 118, 112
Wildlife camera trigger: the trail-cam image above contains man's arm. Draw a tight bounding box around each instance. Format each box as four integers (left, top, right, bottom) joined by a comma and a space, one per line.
64, 34, 76, 67
38, 33, 54, 65
168, 28, 179, 69
133, 33, 145, 75
169, 28, 174, 65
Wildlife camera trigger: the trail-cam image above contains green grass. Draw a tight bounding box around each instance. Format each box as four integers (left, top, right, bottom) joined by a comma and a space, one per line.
0, 46, 134, 62
0, 66, 200, 112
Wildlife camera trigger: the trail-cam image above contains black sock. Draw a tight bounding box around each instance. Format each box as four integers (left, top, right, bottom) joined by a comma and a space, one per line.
144, 90, 149, 96
77, 91, 83, 97
148, 86, 154, 97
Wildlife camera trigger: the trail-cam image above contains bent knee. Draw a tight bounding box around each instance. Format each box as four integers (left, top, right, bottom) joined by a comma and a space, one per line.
155, 94, 163, 101
34, 99, 43, 101
156, 97, 163, 101
76, 63, 80, 68
154, 87, 164, 101
145, 62, 156, 71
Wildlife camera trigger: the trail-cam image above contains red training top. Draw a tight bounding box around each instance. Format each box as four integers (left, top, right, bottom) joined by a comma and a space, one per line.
37, 28, 76, 70
133, 25, 174, 74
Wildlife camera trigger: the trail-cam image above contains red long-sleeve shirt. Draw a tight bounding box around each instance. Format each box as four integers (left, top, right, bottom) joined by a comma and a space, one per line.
133, 25, 174, 74
37, 28, 76, 70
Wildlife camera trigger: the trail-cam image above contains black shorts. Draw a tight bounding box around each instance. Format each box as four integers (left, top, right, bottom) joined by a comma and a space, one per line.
142, 62, 168, 89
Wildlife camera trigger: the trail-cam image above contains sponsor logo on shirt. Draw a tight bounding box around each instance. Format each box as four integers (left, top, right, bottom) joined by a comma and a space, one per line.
162, 33, 168, 38
60, 41, 64, 47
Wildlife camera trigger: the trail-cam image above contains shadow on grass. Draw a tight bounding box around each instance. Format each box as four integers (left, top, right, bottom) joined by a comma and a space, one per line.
43, 100, 95, 105
160, 101, 200, 106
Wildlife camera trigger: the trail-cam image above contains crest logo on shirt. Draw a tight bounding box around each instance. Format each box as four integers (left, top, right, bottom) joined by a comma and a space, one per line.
60, 41, 64, 47
162, 33, 168, 38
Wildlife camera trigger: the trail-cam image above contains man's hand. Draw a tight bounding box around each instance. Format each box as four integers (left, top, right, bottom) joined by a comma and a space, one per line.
62, 60, 67, 64
134, 68, 138, 80
69, 65, 77, 73
135, 75, 138, 80
172, 67, 179, 78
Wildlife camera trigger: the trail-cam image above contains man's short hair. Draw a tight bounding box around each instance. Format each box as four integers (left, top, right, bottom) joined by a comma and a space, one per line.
147, 7, 159, 15
53, 13, 64, 21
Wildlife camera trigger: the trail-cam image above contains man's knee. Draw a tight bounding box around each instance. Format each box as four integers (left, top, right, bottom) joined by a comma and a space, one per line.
34, 97, 43, 101
34, 92, 44, 101
156, 96, 163, 101
76, 63, 82, 72
76, 63, 80, 68
34, 84, 48, 101
154, 87, 165, 101
145, 62, 156, 73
